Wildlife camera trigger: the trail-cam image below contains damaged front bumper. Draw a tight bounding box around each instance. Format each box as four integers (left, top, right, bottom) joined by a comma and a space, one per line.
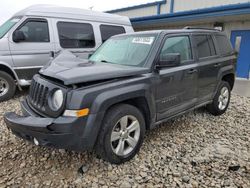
4, 99, 93, 151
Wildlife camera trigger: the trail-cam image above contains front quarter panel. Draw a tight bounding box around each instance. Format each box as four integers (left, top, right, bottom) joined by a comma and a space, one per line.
65, 75, 156, 149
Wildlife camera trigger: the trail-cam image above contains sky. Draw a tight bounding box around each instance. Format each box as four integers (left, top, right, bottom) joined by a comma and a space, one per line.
0, 0, 156, 24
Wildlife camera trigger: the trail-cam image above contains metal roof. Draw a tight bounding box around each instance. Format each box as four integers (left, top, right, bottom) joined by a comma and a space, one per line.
14, 5, 132, 26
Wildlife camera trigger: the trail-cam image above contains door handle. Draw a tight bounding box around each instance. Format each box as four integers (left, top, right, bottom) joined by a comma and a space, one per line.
214, 63, 221, 67
187, 69, 197, 74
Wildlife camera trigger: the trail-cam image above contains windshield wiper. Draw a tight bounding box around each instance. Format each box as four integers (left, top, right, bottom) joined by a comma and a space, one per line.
100, 60, 114, 64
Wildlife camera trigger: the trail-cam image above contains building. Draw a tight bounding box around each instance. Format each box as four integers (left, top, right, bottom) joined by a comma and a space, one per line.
107, 0, 250, 79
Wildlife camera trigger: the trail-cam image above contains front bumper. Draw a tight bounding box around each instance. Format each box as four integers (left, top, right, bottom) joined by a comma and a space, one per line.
4, 99, 98, 151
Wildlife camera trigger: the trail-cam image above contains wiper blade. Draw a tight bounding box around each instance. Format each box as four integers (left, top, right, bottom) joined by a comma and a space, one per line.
100, 60, 114, 64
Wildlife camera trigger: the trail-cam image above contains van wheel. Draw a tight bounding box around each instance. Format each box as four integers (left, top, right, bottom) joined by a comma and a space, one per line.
95, 104, 145, 164
0, 71, 16, 102
206, 81, 231, 116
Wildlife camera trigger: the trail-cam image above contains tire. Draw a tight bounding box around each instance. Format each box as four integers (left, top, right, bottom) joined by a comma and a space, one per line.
206, 81, 231, 116
95, 104, 146, 164
0, 71, 16, 102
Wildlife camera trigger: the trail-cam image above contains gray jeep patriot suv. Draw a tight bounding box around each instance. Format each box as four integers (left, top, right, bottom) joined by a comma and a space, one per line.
4, 28, 237, 164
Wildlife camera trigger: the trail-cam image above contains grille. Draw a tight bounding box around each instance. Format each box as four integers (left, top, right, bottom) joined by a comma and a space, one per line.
29, 80, 49, 109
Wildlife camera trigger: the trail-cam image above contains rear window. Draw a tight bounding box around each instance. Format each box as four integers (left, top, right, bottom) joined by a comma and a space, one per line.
194, 35, 216, 58
215, 35, 233, 55
57, 22, 95, 48
100, 25, 125, 42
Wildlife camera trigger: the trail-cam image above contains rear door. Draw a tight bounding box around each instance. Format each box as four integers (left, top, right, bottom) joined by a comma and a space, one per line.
9, 18, 54, 81
155, 34, 198, 120
193, 34, 219, 103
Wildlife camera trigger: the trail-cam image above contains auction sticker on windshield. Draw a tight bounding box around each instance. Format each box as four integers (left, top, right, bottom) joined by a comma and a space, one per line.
132, 37, 155, 45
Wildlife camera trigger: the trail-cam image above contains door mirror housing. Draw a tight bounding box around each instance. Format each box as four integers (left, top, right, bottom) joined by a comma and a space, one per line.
157, 53, 181, 68
13, 30, 25, 42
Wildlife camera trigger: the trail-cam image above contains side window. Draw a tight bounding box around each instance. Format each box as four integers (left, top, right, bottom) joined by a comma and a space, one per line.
160, 36, 192, 62
16, 19, 49, 42
57, 22, 95, 48
194, 35, 215, 58
215, 35, 233, 55
100, 25, 125, 42
207, 35, 216, 56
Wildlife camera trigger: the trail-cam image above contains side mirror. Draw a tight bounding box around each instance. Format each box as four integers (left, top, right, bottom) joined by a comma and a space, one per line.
157, 53, 181, 68
13, 30, 25, 42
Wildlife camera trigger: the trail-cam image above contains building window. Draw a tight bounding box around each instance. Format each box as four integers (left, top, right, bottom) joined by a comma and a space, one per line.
100, 25, 125, 42
194, 35, 216, 58
215, 35, 233, 56
160, 36, 192, 62
16, 19, 49, 42
57, 22, 95, 48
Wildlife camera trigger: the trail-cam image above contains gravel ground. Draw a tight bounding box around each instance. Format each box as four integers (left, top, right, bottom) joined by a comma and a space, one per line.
0, 91, 249, 188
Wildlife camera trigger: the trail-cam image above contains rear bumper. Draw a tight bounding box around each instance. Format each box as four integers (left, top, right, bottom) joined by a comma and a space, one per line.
4, 100, 99, 151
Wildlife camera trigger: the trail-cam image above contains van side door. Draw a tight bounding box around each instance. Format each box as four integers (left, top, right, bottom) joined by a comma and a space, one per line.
192, 34, 219, 104
155, 34, 198, 120
8, 17, 55, 82
52, 19, 97, 59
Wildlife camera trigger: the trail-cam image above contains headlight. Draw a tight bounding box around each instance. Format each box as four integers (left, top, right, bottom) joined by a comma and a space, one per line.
51, 89, 64, 110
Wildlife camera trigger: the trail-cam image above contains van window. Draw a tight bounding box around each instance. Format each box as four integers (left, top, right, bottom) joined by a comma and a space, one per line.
194, 35, 215, 58
215, 35, 233, 55
100, 25, 125, 42
160, 36, 192, 62
57, 22, 95, 48
0, 17, 21, 39
16, 19, 49, 42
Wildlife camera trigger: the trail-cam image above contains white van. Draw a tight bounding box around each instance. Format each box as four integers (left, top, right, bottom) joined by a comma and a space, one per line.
0, 5, 133, 101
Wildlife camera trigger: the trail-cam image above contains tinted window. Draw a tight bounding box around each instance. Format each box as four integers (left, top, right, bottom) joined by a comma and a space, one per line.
215, 35, 233, 55
160, 36, 192, 62
57, 22, 95, 48
16, 19, 49, 42
207, 35, 216, 56
100, 25, 125, 42
194, 35, 215, 58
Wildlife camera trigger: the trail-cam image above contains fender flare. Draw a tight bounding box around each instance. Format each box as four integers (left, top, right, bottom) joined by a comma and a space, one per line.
81, 83, 156, 149
214, 65, 235, 97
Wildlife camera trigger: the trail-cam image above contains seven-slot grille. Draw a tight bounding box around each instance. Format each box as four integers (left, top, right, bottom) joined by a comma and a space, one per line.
29, 79, 49, 109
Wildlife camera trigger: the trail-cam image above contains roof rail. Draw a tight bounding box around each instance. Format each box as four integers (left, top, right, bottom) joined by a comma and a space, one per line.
183, 26, 221, 31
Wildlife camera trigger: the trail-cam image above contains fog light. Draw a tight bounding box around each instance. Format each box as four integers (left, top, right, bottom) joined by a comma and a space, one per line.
34, 138, 39, 146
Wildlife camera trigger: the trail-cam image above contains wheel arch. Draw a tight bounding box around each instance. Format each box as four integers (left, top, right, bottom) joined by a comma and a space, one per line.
0, 62, 21, 90
221, 73, 235, 90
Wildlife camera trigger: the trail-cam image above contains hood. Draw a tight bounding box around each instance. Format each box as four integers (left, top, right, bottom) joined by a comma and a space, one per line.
39, 50, 150, 85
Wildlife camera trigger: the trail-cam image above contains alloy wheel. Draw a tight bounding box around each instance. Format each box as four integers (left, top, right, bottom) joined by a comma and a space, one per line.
110, 115, 140, 156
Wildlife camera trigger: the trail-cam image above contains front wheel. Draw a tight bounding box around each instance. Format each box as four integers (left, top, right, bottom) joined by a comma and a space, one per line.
0, 71, 16, 102
95, 104, 145, 164
206, 81, 231, 116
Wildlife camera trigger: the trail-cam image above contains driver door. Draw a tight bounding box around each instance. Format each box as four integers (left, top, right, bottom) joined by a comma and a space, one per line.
155, 34, 198, 120
9, 18, 54, 81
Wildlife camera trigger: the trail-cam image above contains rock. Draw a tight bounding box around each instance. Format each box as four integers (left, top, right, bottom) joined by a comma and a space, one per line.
182, 176, 190, 183
78, 164, 89, 175
120, 181, 132, 188
228, 165, 240, 171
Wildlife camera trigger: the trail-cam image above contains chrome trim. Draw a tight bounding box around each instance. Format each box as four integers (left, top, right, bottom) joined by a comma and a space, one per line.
13, 66, 43, 70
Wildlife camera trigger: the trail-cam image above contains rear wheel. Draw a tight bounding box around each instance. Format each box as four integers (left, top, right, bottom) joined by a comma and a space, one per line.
206, 81, 231, 116
95, 104, 145, 164
0, 71, 16, 102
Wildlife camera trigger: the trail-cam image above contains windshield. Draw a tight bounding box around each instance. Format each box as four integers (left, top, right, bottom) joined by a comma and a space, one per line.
89, 34, 156, 67
0, 17, 21, 39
